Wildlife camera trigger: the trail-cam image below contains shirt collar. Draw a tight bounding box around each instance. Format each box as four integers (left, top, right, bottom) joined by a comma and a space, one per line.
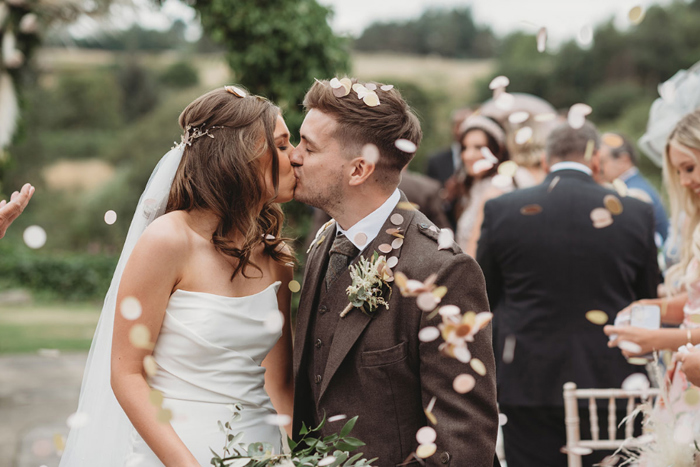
619, 166, 639, 182
336, 189, 401, 250
550, 161, 593, 176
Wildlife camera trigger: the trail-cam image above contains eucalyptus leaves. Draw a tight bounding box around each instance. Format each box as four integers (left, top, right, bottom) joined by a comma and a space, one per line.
211, 410, 377, 467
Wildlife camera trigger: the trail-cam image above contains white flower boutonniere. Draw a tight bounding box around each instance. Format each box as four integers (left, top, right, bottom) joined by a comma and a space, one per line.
340, 252, 393, 318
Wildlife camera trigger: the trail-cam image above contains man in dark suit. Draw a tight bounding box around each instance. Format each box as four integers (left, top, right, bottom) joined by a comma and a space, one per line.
290, 79, 498, 467
476, 122, 659, 467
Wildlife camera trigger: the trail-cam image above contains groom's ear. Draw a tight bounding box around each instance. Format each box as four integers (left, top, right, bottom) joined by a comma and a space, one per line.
347, 157, 376, 187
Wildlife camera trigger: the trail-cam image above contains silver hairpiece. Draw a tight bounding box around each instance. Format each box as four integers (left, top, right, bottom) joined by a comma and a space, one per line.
181, 125, 215, 147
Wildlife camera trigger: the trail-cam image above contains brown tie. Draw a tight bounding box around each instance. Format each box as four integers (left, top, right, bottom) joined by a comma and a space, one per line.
325, 233, 360, 289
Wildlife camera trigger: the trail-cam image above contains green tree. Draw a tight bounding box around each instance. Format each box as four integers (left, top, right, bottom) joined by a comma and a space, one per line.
189, 0, 350, 133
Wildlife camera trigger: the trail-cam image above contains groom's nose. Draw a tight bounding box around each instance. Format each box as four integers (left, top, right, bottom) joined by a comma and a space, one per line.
289, 146, 303, 167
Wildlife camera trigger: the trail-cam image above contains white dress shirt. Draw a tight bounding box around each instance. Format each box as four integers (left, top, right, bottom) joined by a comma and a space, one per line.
336, 188, 401, 250
549, 161, 593, 176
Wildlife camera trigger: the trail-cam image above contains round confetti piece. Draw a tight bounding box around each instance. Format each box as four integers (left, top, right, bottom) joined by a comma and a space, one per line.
391, 238, 404, 249
590, 208, 612, 224
570, 103, 593, 116
416, 443, 437, 459
470, 358, 487, 376
224, 85, 247, 98
66, 412, 91, 429
156, 408, 173, 424
454, 345, 472, 363
503, 335, 516, 364
593, 217, 614, 229
354, 232, 368, 246
395, 139, 417, 153
629, 5, 645, 25
104, 210, 117, 225
143, 355, 158, 377
397, 201, 418, 211
495, 92, 515, 110
604, 194, 623, 215
365, 83, 377, 91
328, 414, 347, 422
613, 178, 628, 197
340, 78, 352, 89
363, 92, 380, 107
508, 111, 530, 125
318, 456, 337, 467
489, 75, 510, 90
378, 243, 393, 254
438, 229, 454, 249
685, 388, 700, 406
618, 340, 643, 354
129, 324, 151, 349
387, 256, 399, 268
585, 310, 609, 325
537, 27, 547, 52
288, 280, 301, 293
520, 204, 543, 215
329, 77, 342, 89
416, 426, 437, 445
453, 374, 476, 394
498, 160, 518, 178
439, 305, 461, 317
621, 373, 650, 391
419, 326, 440, 342
265, 413, 292, 426
23, 225, 47, 249
361, 144, 380, 165
432, 286, 448, 299
578, 25, 593, 45
149, 389, 164, 407
263, 310, 285, 334
473, 159, 494, 174
391, 213, 404, 225
352, 83, 366, 92
333, 86, 350, 98
515, 126, 533, 145
417, 292, 438, 312
480, 146, 498, 163
568, 111, 586, 129
602, 133, 625, 149
380, 84, 394, 91
499, 413, 509, 426
120, 296, 142, 320
627, 357, 649, 366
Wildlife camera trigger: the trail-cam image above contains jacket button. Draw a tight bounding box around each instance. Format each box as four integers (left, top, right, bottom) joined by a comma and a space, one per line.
439, 452, 450, 464
315, 339, 322, 348
315, 374, 322, 384
420, 223, 428, 229
319, 305, 328, 314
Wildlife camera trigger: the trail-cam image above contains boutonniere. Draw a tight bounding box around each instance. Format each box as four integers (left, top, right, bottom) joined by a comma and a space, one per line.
341, 252, 393, 318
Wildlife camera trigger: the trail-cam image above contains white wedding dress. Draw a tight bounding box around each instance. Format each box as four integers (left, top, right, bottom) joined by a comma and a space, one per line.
124, 281, 284, 466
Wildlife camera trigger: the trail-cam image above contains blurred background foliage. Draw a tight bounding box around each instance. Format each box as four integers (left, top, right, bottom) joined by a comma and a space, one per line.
3, 0, 700, 305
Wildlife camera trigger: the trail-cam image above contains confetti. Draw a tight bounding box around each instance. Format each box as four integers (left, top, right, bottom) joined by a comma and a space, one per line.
328, 414, 347, 422
417, 292, 439, 312
66, 412, 91, 429
548, 176, 561, 193
498, 161, 519, 178
602, 133, 624, 149
416, 443, 437, 459
120, 296, 142, 320
537, 27, 547, 52
129, 324, 151, 349
432, 286, 448, 299
224, 86, 247, 98
621, 373, 650, 391
515, 126, 533, 145
416, 426, 437, 445
495, 92, 515, 110
156, 408, 173, 424
480, 146, 499, 163
489, 75, 510, 90
387, 227, 404, 237
508, 111, 530, 125
499, 413, 509, 426
578, 25, 593, 46
395, 139, 417, 153
329, 77, 342, 89
590, 208, 613, 229
502, 335, 516, 364
585, 310, 609, 325
685, 388, 700, 406
604, 194, 623, 215
23, 225, 47, 249
149, 389, 164, 407
473, 159, 495, 174
288, 280, 301, 293
628, 5, 645, 25
627, 357, 649, 365
263, 310, 284, 334
354, 232, 368, 246
470, 358, 487, 376
53, 433, 65, 453
333, 85, 350, 98
397, 202, 418, 211
391, 213, 404, 225
104, 210, 117, 225
318, 457, 337, 467
583, 139, 595, 161
535, 113, 557, 122
265, 414, 292, 426
453, 374, 476, 394
365, 83, 377, 91
618, 340, 643, 354
419, 326, 440, 342
439, 305, 461, 317
378, 243, 393, 254
437, 229, 454, 250
363, 91, 380, 107
520, 204, 543, 215
143, 355, 158, 377
425, 409, 437, 425
613, 178, 628, 197
361, 144, 380, 165
380, 84, 394, 91
391, 238, 404, 249
387, 256, 399, 268
453, 345, 472, 363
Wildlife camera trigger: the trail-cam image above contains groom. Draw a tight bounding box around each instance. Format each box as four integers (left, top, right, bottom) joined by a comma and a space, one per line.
289, 78, 498, 467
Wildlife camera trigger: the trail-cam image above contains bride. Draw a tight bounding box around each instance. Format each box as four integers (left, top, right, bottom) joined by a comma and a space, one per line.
59, 86, 297, 466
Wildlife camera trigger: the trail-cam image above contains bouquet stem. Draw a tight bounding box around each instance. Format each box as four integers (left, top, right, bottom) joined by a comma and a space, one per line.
340, 303, 354, 318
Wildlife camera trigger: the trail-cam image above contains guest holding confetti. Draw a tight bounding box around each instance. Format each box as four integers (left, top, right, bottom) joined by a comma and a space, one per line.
0, 182, 34, 239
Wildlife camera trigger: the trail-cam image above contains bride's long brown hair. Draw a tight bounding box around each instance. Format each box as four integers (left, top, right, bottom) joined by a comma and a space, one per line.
166, 87, 294, 279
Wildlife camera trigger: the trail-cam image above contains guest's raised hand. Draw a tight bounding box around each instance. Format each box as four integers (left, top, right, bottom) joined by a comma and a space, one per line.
676, 346, 700, 386
604, 325, 657, 357
0, 183, 35, 239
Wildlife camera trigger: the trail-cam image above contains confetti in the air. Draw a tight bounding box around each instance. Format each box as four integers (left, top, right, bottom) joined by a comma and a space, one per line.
578, 25, 593, 46
548, 176, 561, 193
419, 326, 441, 342
328, 414, 347, 423
585, 310, 609, 325
391, 213, 404, 225
537, 27, 547, 52
604, 194, 623, 215
515, 126, 533, 145
120, 296, 143, 320
453, 374, 476, 394
584, 139, 595, 161
381, 84, 394, 91
590, 207, 613, 229
602, 133, 624, 149
628, 5, 646, 25
23, 225, 47, 249
480, 146, 499, 164
499, 413, 509, 426
361, 144, 380, 165
437, 229, 454, 250
129, 324, 152, 349
265, 414, 292, 426
470, 358, 487, 376
288, 280, 301, 293
354, 232, 368, 246
416, 443, 437, 459
395, 139, 417, 154
508, 111, 530, 125
149, 389, 164, 407
143, 355, 158, 377
104, 210, 117, 225
502, 335, 516, 364
472, 159, 495, 174
263, 310, 285, 334
621, 373, 650, 391
520, 204, 543, 216
613, 178, 629, 197
495, 92, 515, 110
416, 426, 437, 445
489, 75, 510, 90
156, 408, 173, 424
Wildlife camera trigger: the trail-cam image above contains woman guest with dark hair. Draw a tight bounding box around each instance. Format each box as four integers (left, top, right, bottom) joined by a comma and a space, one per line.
450, 115, 510, 257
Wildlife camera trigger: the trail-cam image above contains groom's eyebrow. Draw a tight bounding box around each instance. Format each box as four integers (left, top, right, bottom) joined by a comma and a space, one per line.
301, 135, 318, 149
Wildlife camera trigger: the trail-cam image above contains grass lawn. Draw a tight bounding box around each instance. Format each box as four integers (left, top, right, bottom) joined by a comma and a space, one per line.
0, 302, 100, 354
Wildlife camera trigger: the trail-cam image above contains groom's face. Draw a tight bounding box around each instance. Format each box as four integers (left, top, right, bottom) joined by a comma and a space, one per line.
290, 109, 346, 211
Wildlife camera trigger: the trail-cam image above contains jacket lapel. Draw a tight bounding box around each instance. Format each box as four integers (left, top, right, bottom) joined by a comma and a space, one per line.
293, 222, 335, 378
319, 192, 416, 400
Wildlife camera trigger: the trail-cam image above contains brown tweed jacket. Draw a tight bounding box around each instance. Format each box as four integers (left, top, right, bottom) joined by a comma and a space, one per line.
292, 192, 498, 467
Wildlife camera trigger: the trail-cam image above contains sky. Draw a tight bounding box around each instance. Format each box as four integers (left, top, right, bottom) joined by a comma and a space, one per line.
73, 0, 676, 47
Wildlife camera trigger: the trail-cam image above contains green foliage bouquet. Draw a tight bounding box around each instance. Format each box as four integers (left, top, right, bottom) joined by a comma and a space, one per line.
211, 412, 377, 467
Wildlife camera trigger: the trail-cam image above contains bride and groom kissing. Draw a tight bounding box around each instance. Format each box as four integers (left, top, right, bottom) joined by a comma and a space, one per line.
60, 78, 499, 467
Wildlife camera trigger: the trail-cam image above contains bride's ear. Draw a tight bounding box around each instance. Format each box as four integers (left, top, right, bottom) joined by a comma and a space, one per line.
347, 157, 376, 186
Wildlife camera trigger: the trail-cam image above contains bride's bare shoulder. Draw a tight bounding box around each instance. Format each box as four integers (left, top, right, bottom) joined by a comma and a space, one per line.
136, 211, 194, 255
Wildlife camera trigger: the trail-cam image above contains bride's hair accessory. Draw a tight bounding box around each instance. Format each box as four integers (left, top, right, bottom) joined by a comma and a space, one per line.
459, 115, 506, 146
181, 124, 215, 147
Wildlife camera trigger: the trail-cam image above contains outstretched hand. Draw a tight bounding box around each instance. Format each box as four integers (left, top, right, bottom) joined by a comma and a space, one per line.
674, 346, 700, 386
604, 325, 657, 357
0, 183, 35, 239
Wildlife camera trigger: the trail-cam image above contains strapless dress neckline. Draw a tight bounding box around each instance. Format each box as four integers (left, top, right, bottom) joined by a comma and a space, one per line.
171, 280, 282, 300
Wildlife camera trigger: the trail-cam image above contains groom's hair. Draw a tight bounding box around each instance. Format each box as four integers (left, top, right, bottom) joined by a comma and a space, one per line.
303, 78, 422, 187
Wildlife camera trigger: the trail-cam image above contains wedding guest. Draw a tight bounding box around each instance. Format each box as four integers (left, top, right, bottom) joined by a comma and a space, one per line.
0, 183, 35, 239
599, 132, 669, 244
426, 107, 472, 185
452, 115, 510, 257
674, 347, 700, 386
606, 110, 700, 355
477, 121, 659, 467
